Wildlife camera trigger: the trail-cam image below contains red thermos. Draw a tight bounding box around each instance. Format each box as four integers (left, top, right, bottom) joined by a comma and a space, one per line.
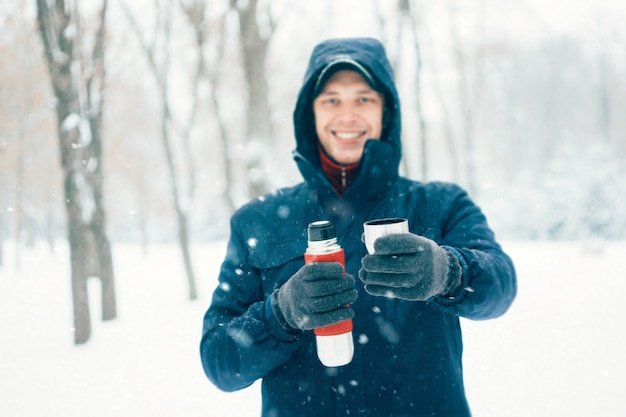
304, 220, 354, 367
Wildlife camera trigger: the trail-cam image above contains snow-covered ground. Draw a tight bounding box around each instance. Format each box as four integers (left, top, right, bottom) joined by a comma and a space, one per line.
1, 240, 624, 416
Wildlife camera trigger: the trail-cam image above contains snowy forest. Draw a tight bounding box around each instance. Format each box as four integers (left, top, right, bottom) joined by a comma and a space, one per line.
3, 0, 625, 250
1, 1, 626, 416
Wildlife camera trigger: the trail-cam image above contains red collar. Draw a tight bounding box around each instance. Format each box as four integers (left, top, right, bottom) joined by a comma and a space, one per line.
318, 146, 359, 195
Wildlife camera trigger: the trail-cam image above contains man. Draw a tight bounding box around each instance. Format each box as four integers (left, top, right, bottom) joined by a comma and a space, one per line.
200, 37, 516, 416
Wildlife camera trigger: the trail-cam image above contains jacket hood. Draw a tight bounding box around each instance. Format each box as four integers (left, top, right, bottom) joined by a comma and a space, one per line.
292, 38, 402, 200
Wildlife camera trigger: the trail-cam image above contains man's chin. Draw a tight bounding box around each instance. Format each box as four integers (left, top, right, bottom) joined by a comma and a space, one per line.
333, 153, 362, 165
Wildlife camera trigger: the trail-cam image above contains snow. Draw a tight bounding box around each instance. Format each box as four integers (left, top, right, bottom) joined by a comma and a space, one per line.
61, 113, 81, 132
1, 240, 625, 416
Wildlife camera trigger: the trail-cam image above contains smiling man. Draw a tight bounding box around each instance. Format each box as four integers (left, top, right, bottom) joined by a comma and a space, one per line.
200, 38, 517, 417
310, 60, 389, 195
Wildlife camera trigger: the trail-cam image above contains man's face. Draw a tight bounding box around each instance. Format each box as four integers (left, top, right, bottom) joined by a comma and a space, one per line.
313, 70, 384, 165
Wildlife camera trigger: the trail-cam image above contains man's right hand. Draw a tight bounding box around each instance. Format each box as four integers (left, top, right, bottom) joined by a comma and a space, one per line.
271, 262, 357, 331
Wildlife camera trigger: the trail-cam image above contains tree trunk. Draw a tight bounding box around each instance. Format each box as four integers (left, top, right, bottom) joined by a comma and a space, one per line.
161, 93, 198, 300
232, 0, 275, 198
13, 131, 25, 269
121, 0, 198, 300
36, 0, 116, 344
399, 0, 428, 181
180, 2, 236, 214
447, 0, 477, 196
598, 47, 612, 145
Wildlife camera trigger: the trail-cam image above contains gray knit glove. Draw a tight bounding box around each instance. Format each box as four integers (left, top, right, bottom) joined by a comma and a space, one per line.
358, 233, 462, 301
271, 262, 358, 331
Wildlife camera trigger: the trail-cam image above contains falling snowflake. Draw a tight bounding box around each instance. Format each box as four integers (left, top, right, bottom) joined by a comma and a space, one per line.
277, 205, 291, 219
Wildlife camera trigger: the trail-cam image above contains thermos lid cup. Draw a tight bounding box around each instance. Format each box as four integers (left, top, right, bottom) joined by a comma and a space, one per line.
308, 220, 336, 242
362, 217, 409, 254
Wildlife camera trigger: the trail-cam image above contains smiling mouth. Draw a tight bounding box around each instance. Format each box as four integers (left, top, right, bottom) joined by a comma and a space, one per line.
333, 131, 365, 140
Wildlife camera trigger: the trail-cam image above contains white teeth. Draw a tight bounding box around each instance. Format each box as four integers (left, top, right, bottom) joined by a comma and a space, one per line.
335, 132, 361, 139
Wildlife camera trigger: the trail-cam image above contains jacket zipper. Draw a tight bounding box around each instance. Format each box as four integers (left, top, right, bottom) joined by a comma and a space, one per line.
341, 165, 347, 192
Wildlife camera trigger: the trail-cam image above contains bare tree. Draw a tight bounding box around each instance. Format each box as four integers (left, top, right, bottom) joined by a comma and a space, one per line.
179, 0, 236, 214
120, 0, 198, 300
447, 0, 477, 195
398, 0, 428, 180
230, 0, 276, 198
13, 127, 26, 269
597, 44, 612, 145
36, 0, 116, 344
416, 4, 461, 183
1, 1, 57, 267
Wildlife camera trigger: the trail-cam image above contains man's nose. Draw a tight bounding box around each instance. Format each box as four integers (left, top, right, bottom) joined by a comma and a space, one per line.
336, 102, 359, 120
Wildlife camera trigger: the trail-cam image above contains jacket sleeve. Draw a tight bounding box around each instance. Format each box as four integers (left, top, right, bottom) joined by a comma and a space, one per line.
199, 218, 303, 392
428, 183, 517, 320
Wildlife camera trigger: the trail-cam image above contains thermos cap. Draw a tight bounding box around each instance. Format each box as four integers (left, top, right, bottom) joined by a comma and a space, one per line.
308, 220, 336, 242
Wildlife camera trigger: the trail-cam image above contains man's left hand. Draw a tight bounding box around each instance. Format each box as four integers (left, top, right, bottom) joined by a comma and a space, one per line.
358, 233, 462, 301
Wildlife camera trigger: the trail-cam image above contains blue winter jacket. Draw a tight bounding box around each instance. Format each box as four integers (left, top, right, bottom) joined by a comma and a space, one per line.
200, 37, 517, 417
